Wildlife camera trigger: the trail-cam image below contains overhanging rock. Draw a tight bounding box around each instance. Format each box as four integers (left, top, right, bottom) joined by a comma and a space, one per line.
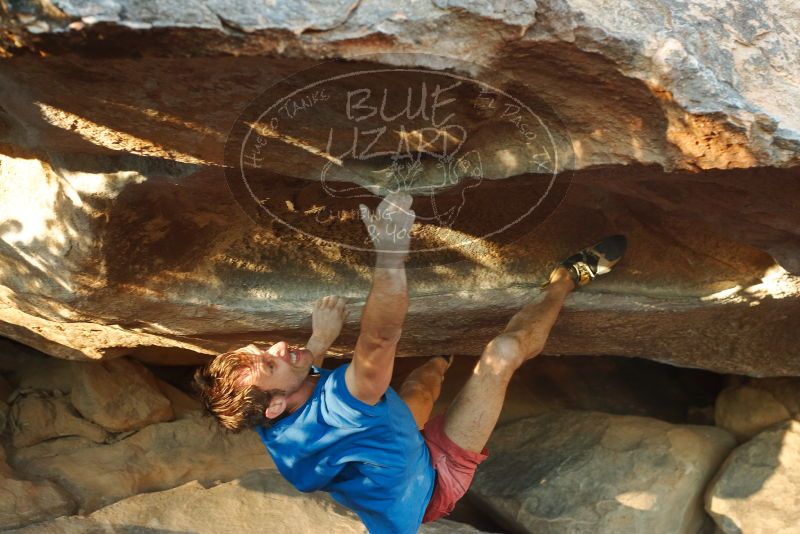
0, 1, 798, 375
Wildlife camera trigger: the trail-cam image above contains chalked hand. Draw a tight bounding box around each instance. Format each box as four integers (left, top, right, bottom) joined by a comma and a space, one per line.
359, 192, 416, 264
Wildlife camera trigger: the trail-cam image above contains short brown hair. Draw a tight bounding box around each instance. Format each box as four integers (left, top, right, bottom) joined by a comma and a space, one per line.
193, 349, 284, 433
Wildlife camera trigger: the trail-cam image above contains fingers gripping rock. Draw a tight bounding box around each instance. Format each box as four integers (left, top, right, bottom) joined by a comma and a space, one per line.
359, 193, 416, 255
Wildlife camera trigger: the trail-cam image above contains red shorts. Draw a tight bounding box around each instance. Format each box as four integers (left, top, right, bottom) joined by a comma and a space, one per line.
421, 415, 489, 523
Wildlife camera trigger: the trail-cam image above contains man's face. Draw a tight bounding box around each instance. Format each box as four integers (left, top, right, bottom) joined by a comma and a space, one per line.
237, 341, 313, 395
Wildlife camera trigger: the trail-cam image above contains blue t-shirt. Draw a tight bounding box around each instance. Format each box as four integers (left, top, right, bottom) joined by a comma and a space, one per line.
255, 364, 435, 534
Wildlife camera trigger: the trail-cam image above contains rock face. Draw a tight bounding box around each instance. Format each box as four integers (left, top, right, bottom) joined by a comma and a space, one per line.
470, 410, 735, 534
3, 0, 798, 170
0, 3, 798, 377
706, 419, 800, 534
12, 470, 492, 534
715, 378, 800, 442
5, 350, 183, 444
154, 376, 203, 419
9, 392, 108, 448
2, 345, 273, 516
70, 357, 174, 432
0, 4, 797, 531
0, 471, 74, 531
0, 444, 75, 531
11, 414, 273, 513
5, 348, 733, 532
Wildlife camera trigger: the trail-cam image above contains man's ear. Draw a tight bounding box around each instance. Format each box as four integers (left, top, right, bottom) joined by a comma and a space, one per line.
264, 395, 287, 420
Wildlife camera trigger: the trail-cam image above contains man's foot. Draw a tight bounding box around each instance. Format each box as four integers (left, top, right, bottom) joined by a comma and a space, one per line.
429, 356, 454, 380
558, 235, 627, 288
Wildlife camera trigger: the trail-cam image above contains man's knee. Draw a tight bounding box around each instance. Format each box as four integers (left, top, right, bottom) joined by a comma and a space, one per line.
481, 333, 522, 370
400, 380, 435, 404
481, 332, 542, 372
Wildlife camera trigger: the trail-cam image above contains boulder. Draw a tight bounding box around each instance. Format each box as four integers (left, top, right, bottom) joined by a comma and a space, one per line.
70, 357, 174, 432
0, 339, 75, 393
154, 377, 202, 419
9, 392, 108, 448
2, 345, 189, 429
754, 378, 800, 415
715, 378, 800, 442
13, 437, 101, 464
11, 413, 274, 512
470, 410, 735, 534
706, 419, 800, 533
0, 448, 75, 531
11, 470, 491, 534
0, 1, 796, 378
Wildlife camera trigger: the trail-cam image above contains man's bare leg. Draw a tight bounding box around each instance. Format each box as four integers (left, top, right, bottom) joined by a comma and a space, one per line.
442, 267, 575, 452
399, 357, 450, 429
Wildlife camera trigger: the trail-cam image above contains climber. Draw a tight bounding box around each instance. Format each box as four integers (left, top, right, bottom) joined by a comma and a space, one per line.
194, 191, 627, 533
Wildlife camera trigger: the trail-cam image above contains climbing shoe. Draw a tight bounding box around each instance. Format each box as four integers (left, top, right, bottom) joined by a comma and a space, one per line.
559, 234, 627, 288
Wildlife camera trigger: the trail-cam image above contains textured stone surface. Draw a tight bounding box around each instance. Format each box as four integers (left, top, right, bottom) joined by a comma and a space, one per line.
0, 471, 74, 531
715, 378, 800, 442
1, 340, 76, 392
70, 357, 174, 432
2, 0, 798, 169
154, 377, 202, 419
0, 373, 12, 401
754, 378, 800, 415
10, 392, 108, 448
10, 413, 273, 512
0, 154, 797, 375
11, 470, 492, 533
0, 448, 75, 532
12, 436, 101, 466
471, 410, 735, 534
706, 419, 800, 534
0, 1, 797, 376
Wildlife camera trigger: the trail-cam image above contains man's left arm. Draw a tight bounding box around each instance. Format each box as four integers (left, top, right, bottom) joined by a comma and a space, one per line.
305, 295, 349, 367
345, 192, 414, 405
